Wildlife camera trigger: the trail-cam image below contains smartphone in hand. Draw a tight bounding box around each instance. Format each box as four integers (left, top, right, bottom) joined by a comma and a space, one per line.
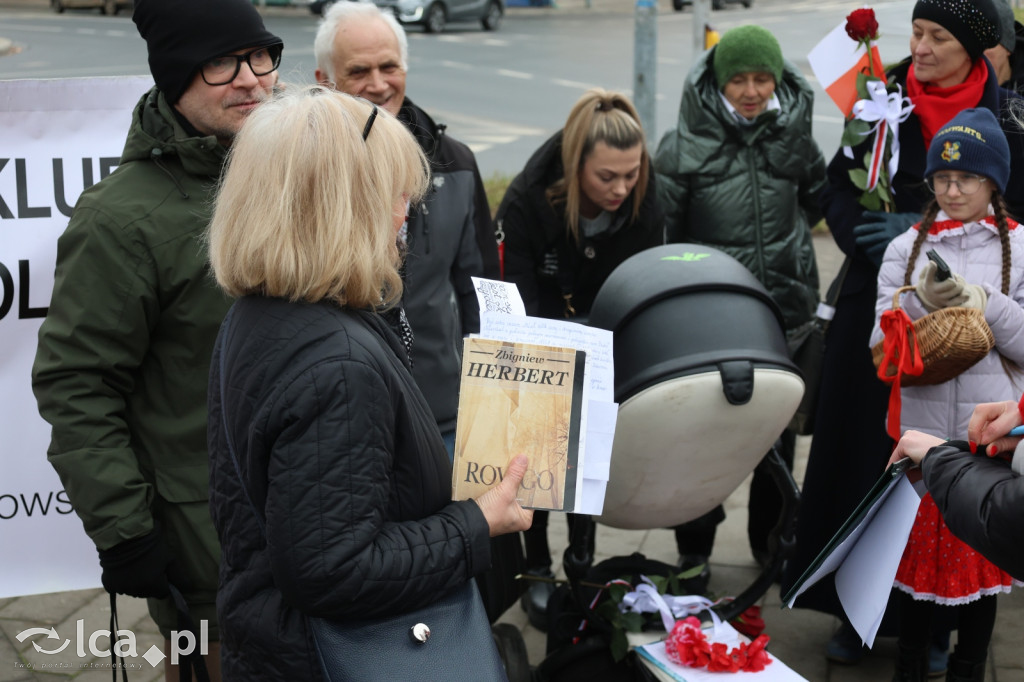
926, 249, 952, 282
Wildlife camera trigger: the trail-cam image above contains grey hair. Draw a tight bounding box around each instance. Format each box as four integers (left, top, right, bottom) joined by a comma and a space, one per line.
314, 2, 409, 82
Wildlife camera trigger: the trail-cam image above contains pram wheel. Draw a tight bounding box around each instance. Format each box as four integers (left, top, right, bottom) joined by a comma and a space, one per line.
492, 623, 532, 682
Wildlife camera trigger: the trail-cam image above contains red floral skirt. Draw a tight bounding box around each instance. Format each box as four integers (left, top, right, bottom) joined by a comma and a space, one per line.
894, 493, 1020, 605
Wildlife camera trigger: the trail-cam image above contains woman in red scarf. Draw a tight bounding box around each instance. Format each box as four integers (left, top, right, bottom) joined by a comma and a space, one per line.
784, 0, 1024, 678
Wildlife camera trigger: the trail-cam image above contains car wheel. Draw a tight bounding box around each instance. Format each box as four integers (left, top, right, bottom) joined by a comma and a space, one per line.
50, 0, 64, 13
102, 0, 118, 15
712, 0, 725, 9
425, 2, 446, 33
672, 0, 685, 8
481, 0, 502, 30
741, 0, 752, 6
485, 0, 505, 30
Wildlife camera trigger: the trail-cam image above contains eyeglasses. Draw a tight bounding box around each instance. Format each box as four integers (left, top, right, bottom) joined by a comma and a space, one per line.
926, 173, 987, 195
362, 103, 378, 141
200, 44, 283, 86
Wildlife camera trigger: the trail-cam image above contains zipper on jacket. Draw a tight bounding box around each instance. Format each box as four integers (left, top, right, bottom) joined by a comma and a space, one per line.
417, 199, 430, 254
747, 147, 766, 279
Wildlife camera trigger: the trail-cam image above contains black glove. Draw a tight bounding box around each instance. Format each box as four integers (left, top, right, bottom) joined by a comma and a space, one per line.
97, 527, 175, 599
851, 210, 920, 268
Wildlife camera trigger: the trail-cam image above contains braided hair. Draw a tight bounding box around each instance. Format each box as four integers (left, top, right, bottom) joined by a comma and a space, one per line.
902, 191, 1011, 295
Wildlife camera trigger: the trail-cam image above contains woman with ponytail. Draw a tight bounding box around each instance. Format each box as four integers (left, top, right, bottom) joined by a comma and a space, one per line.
869, 107, 1024, 682
495, 88, 664, 629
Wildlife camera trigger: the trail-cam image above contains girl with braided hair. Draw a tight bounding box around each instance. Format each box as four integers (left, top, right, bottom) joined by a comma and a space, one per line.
870, 107, 1024, 682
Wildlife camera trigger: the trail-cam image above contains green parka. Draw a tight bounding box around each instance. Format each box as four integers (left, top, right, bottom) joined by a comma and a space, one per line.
32, 87, 231, 552
655, 52, 826, 334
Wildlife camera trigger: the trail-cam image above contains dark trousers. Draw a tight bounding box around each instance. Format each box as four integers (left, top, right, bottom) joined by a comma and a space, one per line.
897, 591, 995, 664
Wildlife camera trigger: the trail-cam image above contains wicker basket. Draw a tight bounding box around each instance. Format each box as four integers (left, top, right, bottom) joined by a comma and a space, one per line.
871, 286, 995, 386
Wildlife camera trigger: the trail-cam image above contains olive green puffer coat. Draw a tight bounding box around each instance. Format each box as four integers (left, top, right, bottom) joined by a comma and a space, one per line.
655, 51, 826, 334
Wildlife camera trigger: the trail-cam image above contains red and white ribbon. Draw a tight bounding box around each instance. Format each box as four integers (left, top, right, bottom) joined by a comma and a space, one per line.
843, 80, 915, 192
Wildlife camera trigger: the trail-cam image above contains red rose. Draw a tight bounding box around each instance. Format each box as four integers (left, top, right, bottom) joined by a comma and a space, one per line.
845, 8, 879, 42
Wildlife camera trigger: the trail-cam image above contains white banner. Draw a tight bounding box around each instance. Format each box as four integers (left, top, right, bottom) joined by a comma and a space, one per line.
0, 76, 153, 598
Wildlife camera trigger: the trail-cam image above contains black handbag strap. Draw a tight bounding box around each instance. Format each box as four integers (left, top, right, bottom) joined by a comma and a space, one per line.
826, 255, 852, 308
107, 587, 210, 682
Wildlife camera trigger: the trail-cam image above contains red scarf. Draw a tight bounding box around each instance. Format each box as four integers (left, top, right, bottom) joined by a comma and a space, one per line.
906, 60, 988, 149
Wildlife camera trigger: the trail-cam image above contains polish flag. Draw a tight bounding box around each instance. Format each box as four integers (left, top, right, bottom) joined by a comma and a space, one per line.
808, 20, 885, 118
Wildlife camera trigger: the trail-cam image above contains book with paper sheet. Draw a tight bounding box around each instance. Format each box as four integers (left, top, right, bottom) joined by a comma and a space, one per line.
451, 337, 587, 511
782, 458, 922, 646
634, 621, 808, 681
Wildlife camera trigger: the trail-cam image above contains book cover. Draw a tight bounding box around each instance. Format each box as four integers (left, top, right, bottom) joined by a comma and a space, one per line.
452, 337, 586, 511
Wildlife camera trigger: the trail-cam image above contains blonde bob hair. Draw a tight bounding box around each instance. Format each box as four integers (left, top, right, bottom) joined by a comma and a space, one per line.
208, 86, 429, 309
547, 88, 649, 243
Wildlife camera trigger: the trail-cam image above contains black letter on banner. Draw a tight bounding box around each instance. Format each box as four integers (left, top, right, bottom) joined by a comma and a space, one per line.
0, 160, 14, 219
99, 158, 119, 181
16, 159, 51, 219
0, 262, 13, 320
52, 159, 76, 218
19, 261, 47, 319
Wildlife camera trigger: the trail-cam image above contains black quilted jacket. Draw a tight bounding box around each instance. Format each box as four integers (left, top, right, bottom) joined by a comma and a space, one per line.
207, 296, 491, 680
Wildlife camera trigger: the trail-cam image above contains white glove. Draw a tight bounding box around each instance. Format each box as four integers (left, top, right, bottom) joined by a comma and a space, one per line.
916, 261, 965, 312
959, 283, 988, 311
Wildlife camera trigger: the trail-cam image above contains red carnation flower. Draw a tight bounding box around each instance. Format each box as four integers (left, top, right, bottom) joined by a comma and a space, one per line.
707, 642, 740, 673
740, 635, 773, 672
845, 8, 879, 42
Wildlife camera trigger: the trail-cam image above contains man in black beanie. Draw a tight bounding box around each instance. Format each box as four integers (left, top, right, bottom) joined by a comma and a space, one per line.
32, 0, 282, 679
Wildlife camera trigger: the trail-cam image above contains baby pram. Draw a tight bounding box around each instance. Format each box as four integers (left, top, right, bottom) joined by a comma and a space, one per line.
493, 244, 805, 681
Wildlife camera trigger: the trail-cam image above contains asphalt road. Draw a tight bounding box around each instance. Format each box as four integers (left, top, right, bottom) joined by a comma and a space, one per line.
0, 0, 920, 176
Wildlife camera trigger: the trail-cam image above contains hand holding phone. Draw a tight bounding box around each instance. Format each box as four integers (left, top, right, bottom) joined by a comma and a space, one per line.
926, 249, 952, 282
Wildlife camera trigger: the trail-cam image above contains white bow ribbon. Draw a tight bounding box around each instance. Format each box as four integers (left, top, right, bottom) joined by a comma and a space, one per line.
843, 80, 915, 192
618, 576, 727, 637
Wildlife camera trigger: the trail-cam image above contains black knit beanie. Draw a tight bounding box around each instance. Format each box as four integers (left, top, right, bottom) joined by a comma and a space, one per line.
926, 108, 1010, 192
912, 0, 1002, 60
133, 0, 283, 104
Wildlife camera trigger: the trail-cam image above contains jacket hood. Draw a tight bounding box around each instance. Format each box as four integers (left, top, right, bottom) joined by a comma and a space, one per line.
665, 51, 816, 173
120, 86, 227, 180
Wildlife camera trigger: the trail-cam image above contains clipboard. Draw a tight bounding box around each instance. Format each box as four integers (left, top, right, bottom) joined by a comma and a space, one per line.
782, 456, 921, 614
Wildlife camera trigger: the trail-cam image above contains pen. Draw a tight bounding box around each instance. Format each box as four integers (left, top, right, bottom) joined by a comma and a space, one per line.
1009, 426, 1024, 437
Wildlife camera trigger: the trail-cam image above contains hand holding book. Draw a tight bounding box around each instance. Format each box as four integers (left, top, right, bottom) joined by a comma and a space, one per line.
473, 454, 535, 537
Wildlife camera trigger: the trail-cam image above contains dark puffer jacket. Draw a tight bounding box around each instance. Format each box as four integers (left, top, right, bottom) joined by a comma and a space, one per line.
208, 297, 491, 681
398, 99, 498, 433
655, 52, 825, 335
496, 131, 665, 320
923, 441, 1024, 581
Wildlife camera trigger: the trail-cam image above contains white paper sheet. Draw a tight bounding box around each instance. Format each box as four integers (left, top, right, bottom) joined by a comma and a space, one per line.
835, 476, 921, 646
472, 277, 527, 316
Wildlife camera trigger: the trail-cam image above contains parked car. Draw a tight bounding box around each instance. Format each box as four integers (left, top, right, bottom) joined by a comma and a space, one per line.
50, 0, 132, 15
671, 0, 750, 9
311, 0, 504, 33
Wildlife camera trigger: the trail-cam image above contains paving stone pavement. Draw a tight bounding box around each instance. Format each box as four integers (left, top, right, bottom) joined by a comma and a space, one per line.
4, 232, 1024, 681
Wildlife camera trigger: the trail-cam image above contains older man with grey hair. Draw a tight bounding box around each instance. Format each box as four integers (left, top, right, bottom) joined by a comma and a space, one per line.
314, 2, 499, 456
986, 0, 1024, 91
